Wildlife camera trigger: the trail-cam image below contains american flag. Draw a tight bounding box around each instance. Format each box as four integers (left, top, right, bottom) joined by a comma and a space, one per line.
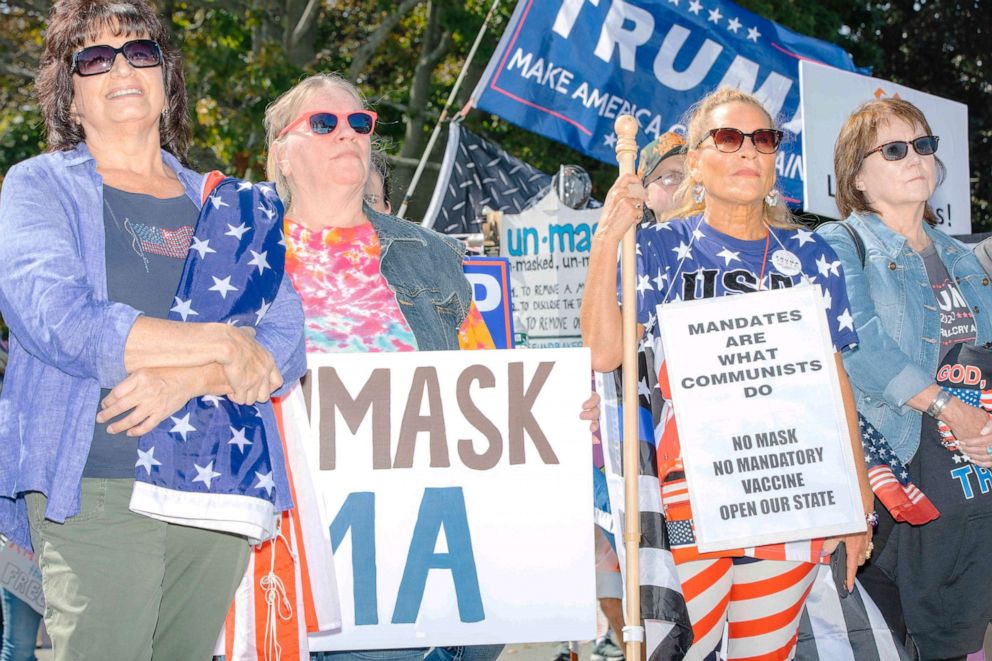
129, 177, 289, 543
131, 222, 195, 259
859, 414, 939, 525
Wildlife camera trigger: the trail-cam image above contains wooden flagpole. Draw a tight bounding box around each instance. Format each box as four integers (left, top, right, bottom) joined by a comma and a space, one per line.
614, 115, 644, 660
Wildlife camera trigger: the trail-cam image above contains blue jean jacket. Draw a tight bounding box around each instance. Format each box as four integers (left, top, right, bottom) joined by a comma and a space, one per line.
366, 206, 472, 349
818, 212, 992, 462
0, 144, 306, 549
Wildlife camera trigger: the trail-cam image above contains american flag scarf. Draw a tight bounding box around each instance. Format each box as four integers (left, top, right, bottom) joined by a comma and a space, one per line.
129, 176, 291, 543
859, 414, 939, 525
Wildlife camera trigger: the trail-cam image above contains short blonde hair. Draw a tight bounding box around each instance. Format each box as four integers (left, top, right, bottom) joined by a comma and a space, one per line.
834, 98, 944, 225
662, 87, 796, 228
263, 73, 366, 207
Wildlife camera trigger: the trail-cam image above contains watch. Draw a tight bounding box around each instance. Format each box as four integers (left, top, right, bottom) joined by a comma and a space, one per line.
926, 390, 951, 419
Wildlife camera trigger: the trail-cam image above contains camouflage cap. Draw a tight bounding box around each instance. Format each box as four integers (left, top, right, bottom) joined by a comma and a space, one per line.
637, 131, 687, 180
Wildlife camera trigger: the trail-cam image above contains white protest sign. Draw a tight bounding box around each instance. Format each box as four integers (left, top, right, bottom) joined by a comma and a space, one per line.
658, 286, 864, 553
800, 60, 971, 233
500, 192, 601, 348
301, 348, 596, 649
0, 539, 44, 615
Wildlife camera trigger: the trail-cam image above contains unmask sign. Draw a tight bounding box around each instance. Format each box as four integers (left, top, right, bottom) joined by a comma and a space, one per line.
296, 348, 596, 649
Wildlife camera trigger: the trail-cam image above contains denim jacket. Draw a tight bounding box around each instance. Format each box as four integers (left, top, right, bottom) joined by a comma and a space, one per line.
818, 212, 992, 462
0, 144, 306, 549
366, 206, 472, 349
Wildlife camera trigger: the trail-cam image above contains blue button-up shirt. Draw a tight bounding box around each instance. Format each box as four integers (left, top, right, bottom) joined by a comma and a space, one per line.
0, 144, 306, 549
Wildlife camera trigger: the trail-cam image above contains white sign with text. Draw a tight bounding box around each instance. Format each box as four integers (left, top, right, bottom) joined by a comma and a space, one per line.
658, 286, 864, 553
301, 348, 596, 649
500, 192, 602, 348
800, 60, 970, 234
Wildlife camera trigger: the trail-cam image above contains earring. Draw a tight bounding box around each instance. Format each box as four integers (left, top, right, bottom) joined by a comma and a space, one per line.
692, 183, 705, 204
162, 107, 169, 120
764, 190, 779, 207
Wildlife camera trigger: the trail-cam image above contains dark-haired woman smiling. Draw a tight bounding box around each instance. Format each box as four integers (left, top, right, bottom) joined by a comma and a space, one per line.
0, 1, 304, 658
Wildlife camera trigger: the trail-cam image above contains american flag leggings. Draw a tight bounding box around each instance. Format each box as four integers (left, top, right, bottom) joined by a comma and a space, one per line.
676, 556, 818, 661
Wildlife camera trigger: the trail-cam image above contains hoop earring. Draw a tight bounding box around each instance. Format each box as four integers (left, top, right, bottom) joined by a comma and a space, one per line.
692, 183, 705, 204
764, 190, 779, 207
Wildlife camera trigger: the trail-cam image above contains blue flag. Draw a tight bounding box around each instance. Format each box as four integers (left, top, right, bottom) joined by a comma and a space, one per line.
471, 0, 860, 206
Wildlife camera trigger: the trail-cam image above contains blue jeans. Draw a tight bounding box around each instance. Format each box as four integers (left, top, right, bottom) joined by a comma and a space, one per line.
1, 588, 42, 661
313, 645, 504, 661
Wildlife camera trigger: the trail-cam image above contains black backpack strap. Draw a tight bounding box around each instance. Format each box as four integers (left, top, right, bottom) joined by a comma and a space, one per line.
820, 221, 866, 269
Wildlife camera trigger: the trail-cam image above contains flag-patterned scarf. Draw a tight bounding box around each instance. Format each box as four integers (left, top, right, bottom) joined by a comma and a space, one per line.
860, 414, 939, 525
129, 177, 291, 543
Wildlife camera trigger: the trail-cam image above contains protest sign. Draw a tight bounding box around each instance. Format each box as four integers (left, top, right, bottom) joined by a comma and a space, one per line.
499, 192, 600, 348
298, 348, 596, 649
463, 256, 515, 349
800, 60, 971, 233
0, 540, 44, 615
472, 0, 860, 207
657, 285, 864, 552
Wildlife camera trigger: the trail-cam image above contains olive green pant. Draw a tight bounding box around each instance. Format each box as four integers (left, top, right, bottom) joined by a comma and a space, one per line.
26, 479, 250, 661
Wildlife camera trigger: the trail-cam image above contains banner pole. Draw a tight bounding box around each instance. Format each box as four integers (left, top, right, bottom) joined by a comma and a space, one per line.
614, 114, 644, 660
396, 0, 502, 219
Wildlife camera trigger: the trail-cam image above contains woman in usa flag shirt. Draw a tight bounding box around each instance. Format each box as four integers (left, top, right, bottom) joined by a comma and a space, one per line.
581, 88, 874, 661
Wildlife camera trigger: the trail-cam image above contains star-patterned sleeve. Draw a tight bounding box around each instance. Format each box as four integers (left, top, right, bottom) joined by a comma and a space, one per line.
613, 227, 669, 337
805, 234, 859, 353
457, 302, 496, 350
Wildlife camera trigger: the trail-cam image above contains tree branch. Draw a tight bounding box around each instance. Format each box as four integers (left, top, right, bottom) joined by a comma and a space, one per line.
347, 0, 424, 80
288, 0, 321, 51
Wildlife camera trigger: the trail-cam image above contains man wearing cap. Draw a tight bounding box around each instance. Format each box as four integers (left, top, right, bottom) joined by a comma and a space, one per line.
637, 131, 686, 221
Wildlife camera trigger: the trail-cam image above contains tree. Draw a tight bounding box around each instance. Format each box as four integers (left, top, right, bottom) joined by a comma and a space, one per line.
0, 0, 987, 229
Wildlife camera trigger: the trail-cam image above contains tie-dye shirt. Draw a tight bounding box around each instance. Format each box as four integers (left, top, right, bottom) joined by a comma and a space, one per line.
284, 219, 494, 353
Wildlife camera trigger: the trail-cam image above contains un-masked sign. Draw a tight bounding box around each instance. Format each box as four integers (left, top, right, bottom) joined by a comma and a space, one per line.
471, 0, 860, 207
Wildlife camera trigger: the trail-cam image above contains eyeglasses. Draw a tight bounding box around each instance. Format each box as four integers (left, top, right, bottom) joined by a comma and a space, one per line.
278, 110, 378, 139
696, 128, 784, 154
864, 135, 939, 161
71, 39, 162, 77
646, 170, 684, 188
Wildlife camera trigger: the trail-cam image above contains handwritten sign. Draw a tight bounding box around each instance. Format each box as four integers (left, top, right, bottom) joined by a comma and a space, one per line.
657, 285, 864, 552
0, 540, 44, 615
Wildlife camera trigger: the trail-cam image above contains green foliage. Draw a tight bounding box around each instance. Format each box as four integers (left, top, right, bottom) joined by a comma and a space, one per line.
0, 0, 987, 228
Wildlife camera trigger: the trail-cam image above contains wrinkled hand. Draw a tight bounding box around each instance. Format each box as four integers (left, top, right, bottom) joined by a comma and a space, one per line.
580, 391, 601, 433
97, 367, 208, 437
824, 527, 872, 592
596, 174, 647, 244
946, 397, 992, 440
952, 419, 992, 468
220, 326, 283, 405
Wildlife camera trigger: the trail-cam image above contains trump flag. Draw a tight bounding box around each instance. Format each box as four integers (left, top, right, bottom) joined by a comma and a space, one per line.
471, 0, 860, 206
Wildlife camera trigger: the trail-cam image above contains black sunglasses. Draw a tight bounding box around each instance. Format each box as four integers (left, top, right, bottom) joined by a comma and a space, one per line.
864, 135, 939, 161
278, 110, 378, 139
696, 128, 784, 154
72, 39, 162, 77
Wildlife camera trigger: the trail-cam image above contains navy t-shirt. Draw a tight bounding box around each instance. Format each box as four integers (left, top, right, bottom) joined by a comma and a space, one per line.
84, 186, 197, 478
628, 215, 859, 353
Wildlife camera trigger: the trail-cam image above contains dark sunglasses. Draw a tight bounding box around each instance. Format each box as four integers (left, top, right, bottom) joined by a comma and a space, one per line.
72, 39, 162, 77
278, 110, 378, 139
864, 135, 939, 161
696, 128, 784, 154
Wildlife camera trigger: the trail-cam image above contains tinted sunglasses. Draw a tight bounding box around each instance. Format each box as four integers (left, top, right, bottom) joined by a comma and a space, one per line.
72, 39, 162, 77
864, 135, 939, 161
278, 111, 378, 139
696, 128, 784, 154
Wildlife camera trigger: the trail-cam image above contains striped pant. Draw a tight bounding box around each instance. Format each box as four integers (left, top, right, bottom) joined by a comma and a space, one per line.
677, 556, 818, 661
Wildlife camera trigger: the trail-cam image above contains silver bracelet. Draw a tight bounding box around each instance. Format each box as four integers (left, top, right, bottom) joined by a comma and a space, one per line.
926, 389, 951, 419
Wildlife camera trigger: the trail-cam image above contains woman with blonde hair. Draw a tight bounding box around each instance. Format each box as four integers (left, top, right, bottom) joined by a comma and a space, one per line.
818, 97, 992, 659
581, 87, 873, 660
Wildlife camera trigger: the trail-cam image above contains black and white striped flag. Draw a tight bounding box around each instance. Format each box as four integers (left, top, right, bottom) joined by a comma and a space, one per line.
421, 121, 551, 233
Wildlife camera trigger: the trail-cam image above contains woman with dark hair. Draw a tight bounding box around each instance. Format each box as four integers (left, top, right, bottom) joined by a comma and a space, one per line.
818, 97, 992, 660
0, 1, 305, 658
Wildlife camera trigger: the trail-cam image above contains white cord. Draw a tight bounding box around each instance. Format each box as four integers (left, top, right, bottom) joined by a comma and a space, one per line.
260, 523, 298, 661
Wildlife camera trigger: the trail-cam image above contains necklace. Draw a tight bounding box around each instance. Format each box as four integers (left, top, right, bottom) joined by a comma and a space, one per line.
756, 231, 771, 291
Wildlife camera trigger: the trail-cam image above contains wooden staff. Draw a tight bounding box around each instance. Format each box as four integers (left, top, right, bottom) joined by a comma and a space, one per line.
614, 114, 644, 660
